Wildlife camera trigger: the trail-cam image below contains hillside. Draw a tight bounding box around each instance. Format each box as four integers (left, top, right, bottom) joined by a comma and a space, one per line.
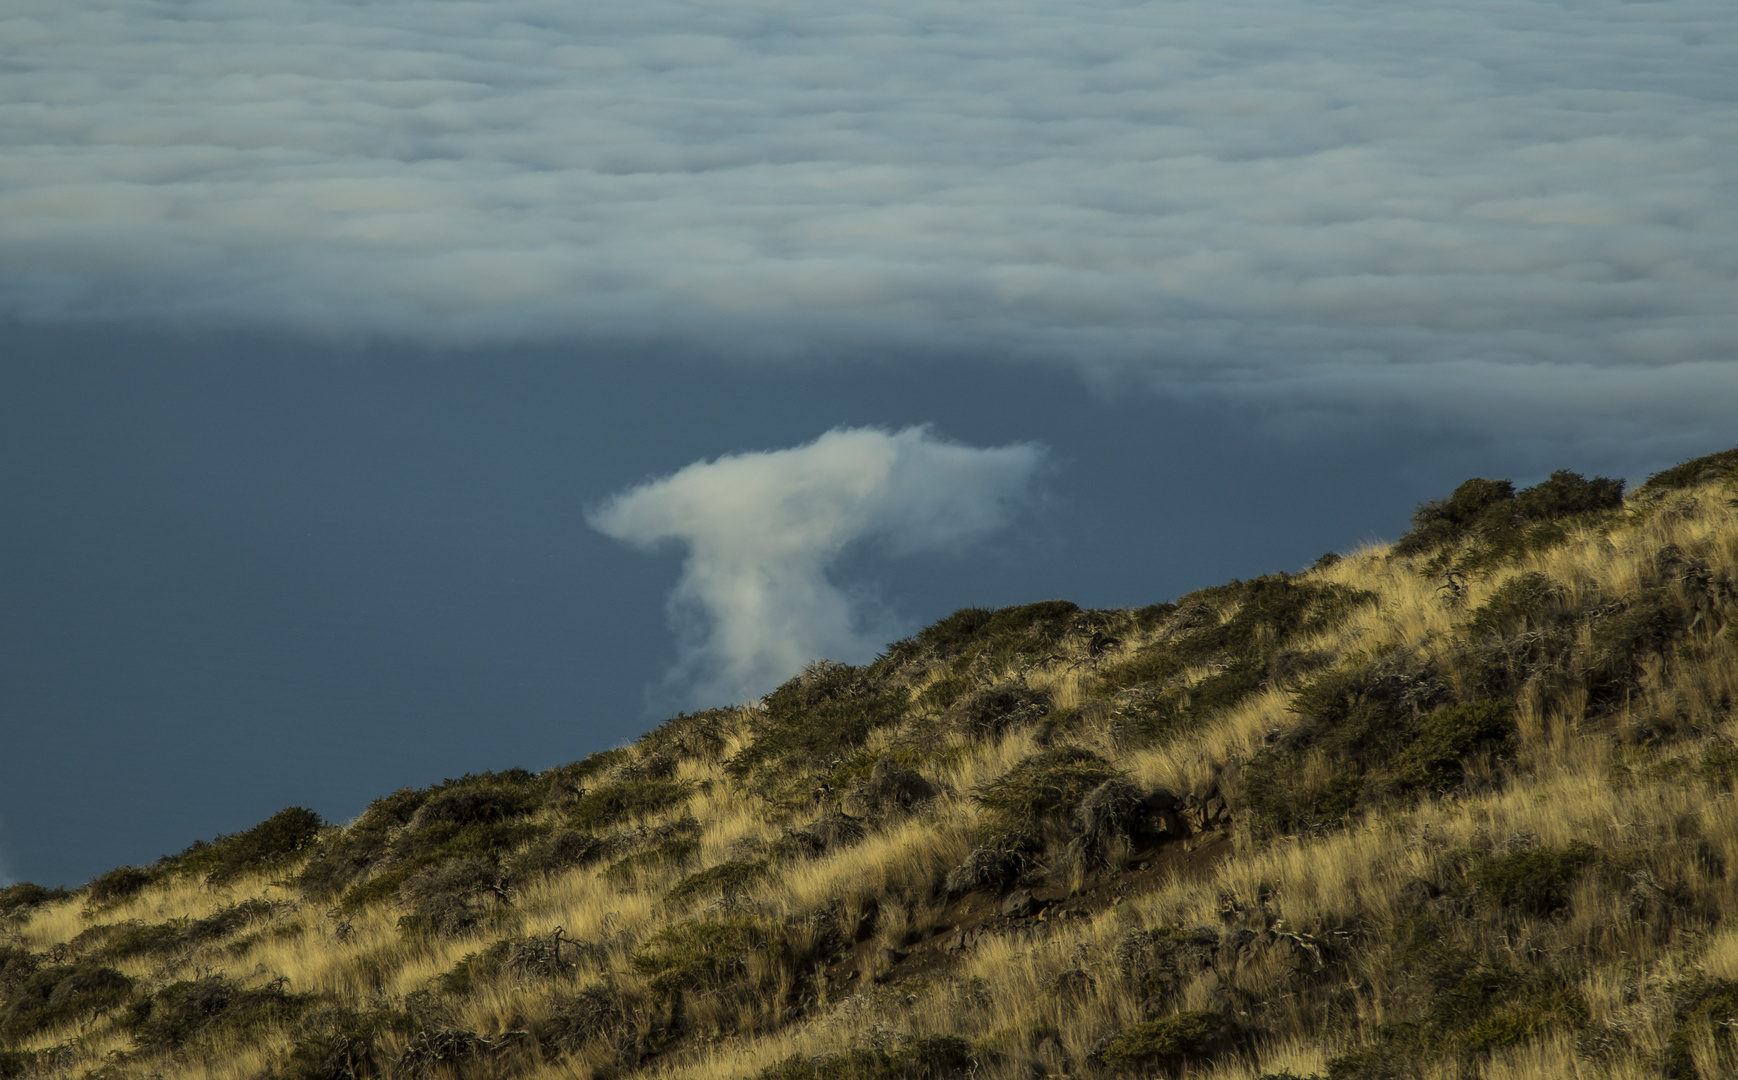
5, 446, 1738, 1080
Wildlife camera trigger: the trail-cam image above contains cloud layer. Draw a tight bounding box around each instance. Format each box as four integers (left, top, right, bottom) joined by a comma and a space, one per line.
3, 0, 1734, 401
589, 427, 1044, 705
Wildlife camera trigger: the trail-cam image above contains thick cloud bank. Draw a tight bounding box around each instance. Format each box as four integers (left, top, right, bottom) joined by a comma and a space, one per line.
3, 0, 1735, 400
589, 427, 1043, 705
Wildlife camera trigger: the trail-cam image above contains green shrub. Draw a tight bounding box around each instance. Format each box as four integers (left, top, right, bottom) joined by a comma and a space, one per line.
1098, 1010, 1239, 1071
884, 601, 1080, 673
299, 772, 545, 904
506, 829, 607, 886
631, 917, 773, 996
0, 883, 69, 920
973, 747, 1123, 825
1463, 573, 1571, 640
169, 806, 325, 885
1664, 979, 1738, 1078
1094, 577, 1371, 746
271, 1004, 401, 1080
0, 948, 38, 997
1241, 658, 1469, 835
756, 1036, 980, 1080
84, 866, 152, 905
726, 662, 909, 780
1461, 841, 1598, 916
1639, 446, 1738, 495
127, 975, 314, 1049
1396, 472, 1623, 565
664, 860, 770, 907
1391, 702, 1516, 794
604, 830, 702, 884
0, 963, 132, 1044
567, 778, 694, 829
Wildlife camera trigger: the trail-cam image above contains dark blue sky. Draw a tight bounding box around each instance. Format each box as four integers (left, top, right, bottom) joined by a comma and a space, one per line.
0, 323, 1714, 888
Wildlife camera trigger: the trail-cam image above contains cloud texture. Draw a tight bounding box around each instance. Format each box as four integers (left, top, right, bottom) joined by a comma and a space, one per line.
589, 427, 1043, 705
3, 1, 1735, 389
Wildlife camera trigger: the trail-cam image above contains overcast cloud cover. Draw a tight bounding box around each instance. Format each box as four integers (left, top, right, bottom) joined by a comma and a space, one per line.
4, 0, 1735, 422
589, 427, 1044, 705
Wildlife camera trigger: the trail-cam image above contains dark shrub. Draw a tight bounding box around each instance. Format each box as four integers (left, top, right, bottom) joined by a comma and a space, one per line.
395, 857, 509, 939
630, 917, 769, 997
726, 662, 909, 779
1512, 470, 1625, 520
1664, 978, 1738, 1078
1463, 573, 1572, 640
299, 773, 543, 904
1098, 1010, 1240, 1072
128, 975, 313, 1049
568, 779, 694, 829
1639, 445, 1738, 495
604, 835, 702, 884
84, 866, 152, 905
1391, 702, 1516, 794
947, 685, 1051, 738
1067, 779, 1151, 872
756, 1036, 980, 1080
636, 708, 734, 762
275, 1005, 392, 1080
412, 786, 538, 829
172, 806, 326, 885
854, 755, 939, 816
0, 947, 39, 995
1241, 656, 1456, 836
1462, 841, 1598, 916
973, 747, 1123, 825
0, 883, 69, 920
1396, 471, 1624, 565
772, 814, 866, 860
0, 963, 132, 1043
665, 861, 769, 907
507, 829, 607, 886
1396, 478, 1515, 557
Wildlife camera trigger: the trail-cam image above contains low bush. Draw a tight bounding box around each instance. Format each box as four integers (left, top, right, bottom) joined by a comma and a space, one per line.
664, 860, 769, 907
1459, 841, 1598, 917
945, 685, 1052, 738
1098, 1010, 1240, 1072
506, 829, 607, 886
84, 866, 152, 905
395, 857, 510, 939
630, 917, 772, 997
299, 772, 545, 904
169, 806, 325, 885
1664, 978, 1738, 1078
0, 963, 132, 1044
1396, 471, 1624, 566
756, 1035, 981, 1080
530, 984, 635, 1057
973, 747, 1123, 825
1241, 659, 1488, 836
726, 662, 909, 780
0, 884, 69, 921
567, 779, 694, 829
1390, 701, 1516, 794
1639, 445, 1738, 496
127, 975, 314, 1049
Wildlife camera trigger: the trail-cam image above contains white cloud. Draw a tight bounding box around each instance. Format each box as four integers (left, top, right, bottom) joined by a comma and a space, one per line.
588, 426, 1044, 705
1, 0, 1735, 417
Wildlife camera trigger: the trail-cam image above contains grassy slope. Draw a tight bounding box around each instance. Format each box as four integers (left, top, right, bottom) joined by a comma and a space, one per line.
4, 449, 1738, 1080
